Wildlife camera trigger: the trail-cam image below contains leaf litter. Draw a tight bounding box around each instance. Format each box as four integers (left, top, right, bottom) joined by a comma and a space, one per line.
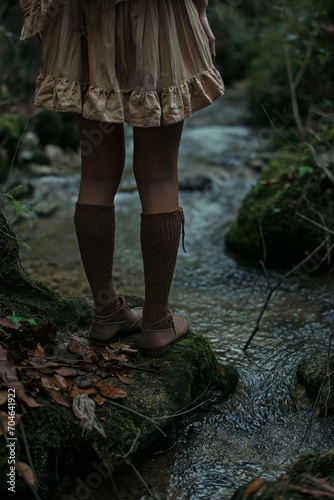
0, 337, 142, 420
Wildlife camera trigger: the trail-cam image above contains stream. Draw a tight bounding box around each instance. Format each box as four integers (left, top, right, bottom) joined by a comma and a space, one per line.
13, 91, 334, 499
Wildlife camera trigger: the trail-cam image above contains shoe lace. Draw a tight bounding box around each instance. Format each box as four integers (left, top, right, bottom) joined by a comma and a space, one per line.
169, 311, 177, 336
179, 207, 187, 253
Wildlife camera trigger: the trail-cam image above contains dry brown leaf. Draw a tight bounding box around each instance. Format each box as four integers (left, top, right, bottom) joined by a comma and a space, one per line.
69, 384, 98, 400
56, 367, 78, 377
245, 478, 266, 495
112, 342, 137, 354
80, 363, 96, 372
93, 394, 106, 406
53, 374, 73, 391
28, 345, 45, 357
0, 390, 8, 405
0, 318, 21, 330
94, 381, 127, 399
83, 348, 97, 363
67, 340, 86, 356
115, 373, 130, 385
16, 461, 36, 486
0, 346, 41, 408
101, 352, 117, 363
49, 390, 71, 409
41, 377, 53, 390
38, 367, 54, 374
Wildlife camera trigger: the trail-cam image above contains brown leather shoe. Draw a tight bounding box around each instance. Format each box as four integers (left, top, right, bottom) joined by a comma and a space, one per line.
89, 297, 142, 345
140, 311, 189, 356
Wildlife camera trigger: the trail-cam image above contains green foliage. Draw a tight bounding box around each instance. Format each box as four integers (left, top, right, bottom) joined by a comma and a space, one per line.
6, 311, 37, 327
226, 151, 334, 267
1, 186, 33, 217
247, 0, 334, 123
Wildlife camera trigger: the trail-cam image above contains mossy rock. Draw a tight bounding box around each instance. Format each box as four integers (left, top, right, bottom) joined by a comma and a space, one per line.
0, 208, 92, 338
226, 152, 334, 268
231, 450, 334, 499
0, 334, 238, 498
296, 353, 334, 415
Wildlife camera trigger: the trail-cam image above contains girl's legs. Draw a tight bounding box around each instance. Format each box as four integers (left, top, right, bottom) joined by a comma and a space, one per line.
74, 115, 124, 318
133, 123, 189, 343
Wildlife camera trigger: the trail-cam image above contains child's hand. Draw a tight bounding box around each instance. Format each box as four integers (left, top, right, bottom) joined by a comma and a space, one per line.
193, 0, 216, 61
199, 12, 216, 61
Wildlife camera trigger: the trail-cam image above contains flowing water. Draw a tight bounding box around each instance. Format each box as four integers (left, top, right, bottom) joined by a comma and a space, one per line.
15, 93, 334, 499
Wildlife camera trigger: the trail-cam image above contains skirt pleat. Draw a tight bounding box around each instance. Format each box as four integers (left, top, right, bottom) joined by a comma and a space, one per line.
20, 0, 225, 126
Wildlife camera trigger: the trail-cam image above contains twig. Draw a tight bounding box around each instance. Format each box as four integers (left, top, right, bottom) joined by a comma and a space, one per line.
303, 142, 334, 184
17, 420, 40, 494
243, 237, 329, 350
112, 429, 142, 461
126, 460, 155, 498
261, 105, 298, 150
296, 212, 334, 236
283, 44, 306, 141
155, 399, 212, 420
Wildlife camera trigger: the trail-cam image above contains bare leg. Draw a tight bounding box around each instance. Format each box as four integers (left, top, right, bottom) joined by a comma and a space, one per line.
74, 115, 125, 316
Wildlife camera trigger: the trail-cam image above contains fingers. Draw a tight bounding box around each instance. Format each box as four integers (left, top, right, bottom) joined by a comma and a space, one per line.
199, 15, 216, 62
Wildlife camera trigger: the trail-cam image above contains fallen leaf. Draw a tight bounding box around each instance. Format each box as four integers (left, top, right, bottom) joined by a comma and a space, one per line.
38, 367, 54, 374
245, 478, 266, 495
56, 367, 78, 377
28, 345, 45, 357
80, 363, 96, 373
68, 340, 86, 356
115, 373, 130, 385
53, 374, 73, 391
94, 381, 127, 399
0, 346, 42, 408
49, 390, 71, 409
69, 384, 97, 400
112, 342, 137, 354
41, 377, 53, 390
16, 461, 35, 486
0, 318, 21, 330
93, 394, 106, 406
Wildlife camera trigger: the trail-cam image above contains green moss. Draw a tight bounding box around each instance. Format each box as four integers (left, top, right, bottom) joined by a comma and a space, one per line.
0, 272, 92, 336
231, 450, 334, 499
297, 354, 334, 415
163, 335, 238, 409
226, 152, 334, 268
0, 333, 239, 497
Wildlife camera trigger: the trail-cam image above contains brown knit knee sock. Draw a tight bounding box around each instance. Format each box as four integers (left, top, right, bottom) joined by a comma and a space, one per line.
141, 208, 184, 324
74, 203, 121, 317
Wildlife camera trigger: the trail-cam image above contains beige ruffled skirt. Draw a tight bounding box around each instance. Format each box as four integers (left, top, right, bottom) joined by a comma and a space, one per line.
20, 0, 224, 127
